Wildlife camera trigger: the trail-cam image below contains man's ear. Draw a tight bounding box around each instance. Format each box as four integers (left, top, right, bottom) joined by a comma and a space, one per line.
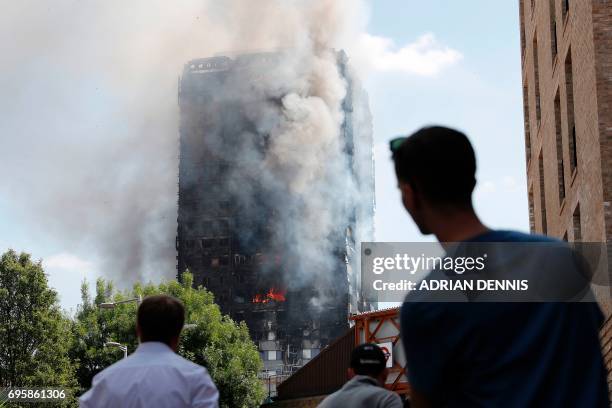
378, 368, 389, 385
347, 368, 356, 380
399, 181, 417, 211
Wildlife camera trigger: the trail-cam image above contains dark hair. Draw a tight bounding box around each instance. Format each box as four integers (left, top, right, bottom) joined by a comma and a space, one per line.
137, 295, 185, 344
392, 126, 476, 208
350, 343, 387, 377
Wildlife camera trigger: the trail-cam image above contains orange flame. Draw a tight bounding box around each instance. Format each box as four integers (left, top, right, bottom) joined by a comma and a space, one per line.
252, 288, 286, 303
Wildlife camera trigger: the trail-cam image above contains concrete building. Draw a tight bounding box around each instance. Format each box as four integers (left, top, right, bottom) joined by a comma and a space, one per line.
176, 52, 374, 376
519, 0, 612, 385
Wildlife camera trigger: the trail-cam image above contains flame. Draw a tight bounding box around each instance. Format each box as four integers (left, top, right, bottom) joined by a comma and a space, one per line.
252, 288, 286, 303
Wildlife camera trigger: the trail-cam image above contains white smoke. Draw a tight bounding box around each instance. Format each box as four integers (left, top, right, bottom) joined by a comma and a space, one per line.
0, 0, 373, 293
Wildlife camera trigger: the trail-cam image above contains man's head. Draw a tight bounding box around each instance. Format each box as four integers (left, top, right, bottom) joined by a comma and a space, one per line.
136, 295, 185, 350
348, 343, 389, 384
391, 126, 477, 234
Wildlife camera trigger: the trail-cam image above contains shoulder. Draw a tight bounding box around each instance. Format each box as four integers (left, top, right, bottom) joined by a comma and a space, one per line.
171, 353, 212, 376
90, 356, 129, 382
379, 389, 403, 406
473, 230, 560, 243
401, 275, 453, 328
317, 390, 340, 407
401, 296, 446, 324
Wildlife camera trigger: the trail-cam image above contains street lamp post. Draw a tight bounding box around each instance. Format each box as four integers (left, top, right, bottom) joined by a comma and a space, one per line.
98, 295, 142, 309
104, 341, 128, 359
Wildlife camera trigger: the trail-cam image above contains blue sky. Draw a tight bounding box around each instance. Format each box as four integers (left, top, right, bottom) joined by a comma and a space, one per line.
0, 0, 528, 311
365, 0, 528, 243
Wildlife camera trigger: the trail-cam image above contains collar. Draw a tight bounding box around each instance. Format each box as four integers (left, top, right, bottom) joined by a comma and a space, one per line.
135, 341, 174, 354
350, 375, 381, 387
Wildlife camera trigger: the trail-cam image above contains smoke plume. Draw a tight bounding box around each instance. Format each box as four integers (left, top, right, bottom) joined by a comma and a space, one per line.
0, 0, 373, 291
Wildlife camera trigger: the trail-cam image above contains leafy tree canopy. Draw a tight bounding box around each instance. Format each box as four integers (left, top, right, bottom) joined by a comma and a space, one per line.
0, 248, 264, 408
70, 272, 265, 408
0, 249, 77, 405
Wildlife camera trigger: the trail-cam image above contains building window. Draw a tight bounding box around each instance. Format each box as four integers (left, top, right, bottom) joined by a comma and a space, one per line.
554, 90, 565, 204
549, 0, 557, 59
523, 82, 532, 164
215, 219, 230, 235
573, 204, 581, 241
267, 351, 278, 361
533, 35, 542, 125
529, 186, 535, 232
565, 49, 577, 173
302, 349, 312, 360
520, 0, 527, 64
219, 200, 230, 211
202, 220, 213, 232
234, 254, 245, 265
538, 152, 547, 235
219, 255, 229, 266
570, 125, 578, 173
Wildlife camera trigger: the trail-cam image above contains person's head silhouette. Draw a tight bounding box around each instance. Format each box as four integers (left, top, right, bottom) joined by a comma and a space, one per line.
137, 294, 185, 351
390, 126, 488, 242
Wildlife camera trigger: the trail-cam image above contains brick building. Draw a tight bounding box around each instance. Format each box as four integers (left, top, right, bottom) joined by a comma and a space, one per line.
519, 0, 612, 388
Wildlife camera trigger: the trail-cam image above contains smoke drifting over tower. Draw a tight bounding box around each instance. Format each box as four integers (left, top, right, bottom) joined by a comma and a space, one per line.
177, 49, 374, 368
1, 0, 373, 311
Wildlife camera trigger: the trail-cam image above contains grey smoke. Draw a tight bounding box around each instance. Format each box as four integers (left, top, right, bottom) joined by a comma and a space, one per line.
0, 0, 373, 292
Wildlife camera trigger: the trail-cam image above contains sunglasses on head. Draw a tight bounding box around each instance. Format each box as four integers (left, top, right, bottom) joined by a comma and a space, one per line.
389, 136, 407, 153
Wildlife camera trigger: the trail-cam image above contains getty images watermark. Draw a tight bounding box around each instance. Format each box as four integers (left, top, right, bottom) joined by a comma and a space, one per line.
361, 242, 611, 303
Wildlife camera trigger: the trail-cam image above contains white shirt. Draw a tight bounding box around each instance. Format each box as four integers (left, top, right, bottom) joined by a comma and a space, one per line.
79, 342, 219, 408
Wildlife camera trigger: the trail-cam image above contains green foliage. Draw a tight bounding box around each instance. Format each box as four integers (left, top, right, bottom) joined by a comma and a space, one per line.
70, 272, 265, 407
69, 279, 138, 394
0, 250, 77, 406
0, 248, 264, 407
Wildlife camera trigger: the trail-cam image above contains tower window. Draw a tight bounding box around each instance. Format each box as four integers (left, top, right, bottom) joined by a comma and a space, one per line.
523, 82, 532, 163
549, 0, 557, 59
533, 35, 542, 125
554, 90, 565, 204
573, 204, 581, 241
529, 186, 535, 232
538, 152, 547, 235
565, 50, 577, 173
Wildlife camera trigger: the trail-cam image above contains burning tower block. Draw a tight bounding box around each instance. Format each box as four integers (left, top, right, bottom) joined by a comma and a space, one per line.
177, 51, 374, 373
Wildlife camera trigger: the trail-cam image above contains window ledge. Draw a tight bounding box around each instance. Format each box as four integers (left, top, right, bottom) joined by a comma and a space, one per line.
570, 167, 578, 187
562, 12, 570, 33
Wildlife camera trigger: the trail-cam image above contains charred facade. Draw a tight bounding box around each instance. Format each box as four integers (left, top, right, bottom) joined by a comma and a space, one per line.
176, 52, 374, 373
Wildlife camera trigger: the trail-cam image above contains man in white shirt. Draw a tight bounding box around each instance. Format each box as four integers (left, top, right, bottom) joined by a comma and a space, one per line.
79, 294, 219, 408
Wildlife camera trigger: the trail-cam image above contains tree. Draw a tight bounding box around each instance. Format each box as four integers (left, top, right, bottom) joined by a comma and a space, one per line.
0, 249, 77, 404
70, 272, 265, 407
69, 279, 137, 393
